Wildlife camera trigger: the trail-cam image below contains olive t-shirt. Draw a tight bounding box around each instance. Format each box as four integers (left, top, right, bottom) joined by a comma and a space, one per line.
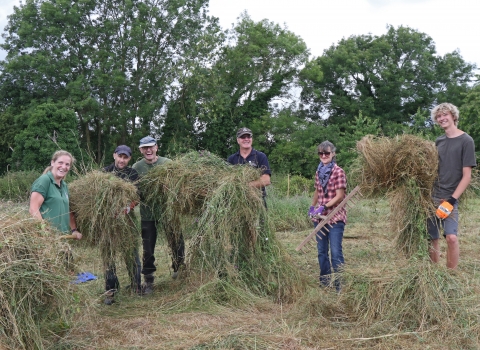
31, 171, 71, 233
132, 157, 171, 221
433, 132, 476, 199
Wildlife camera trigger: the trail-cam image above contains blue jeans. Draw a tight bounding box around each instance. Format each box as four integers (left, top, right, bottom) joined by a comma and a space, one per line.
314, 221, 345, 290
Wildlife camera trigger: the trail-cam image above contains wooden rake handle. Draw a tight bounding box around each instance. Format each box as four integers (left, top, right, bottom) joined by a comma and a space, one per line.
58, 234, 77, 240
295, 186, 361, 252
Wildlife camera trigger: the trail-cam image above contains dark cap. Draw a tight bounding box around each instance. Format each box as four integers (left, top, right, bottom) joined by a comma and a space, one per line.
114, 145, 132, 157
236, 127, 252, 138
139, 136, 157, 148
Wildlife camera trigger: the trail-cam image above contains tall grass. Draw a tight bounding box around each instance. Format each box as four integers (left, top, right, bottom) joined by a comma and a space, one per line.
0, 170, 40, 202
266, 188, 312, 232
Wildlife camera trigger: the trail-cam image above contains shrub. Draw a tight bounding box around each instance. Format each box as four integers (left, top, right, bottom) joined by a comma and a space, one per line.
0, 170, 41, 202
271, 174, 312, 198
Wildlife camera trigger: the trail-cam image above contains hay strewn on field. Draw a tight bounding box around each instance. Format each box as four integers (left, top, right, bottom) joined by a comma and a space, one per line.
353, 134, 438, 256
340, 259, 480, 337
69, 171, 140, 269
141, 151, 307, 302
0, 205, 71, 349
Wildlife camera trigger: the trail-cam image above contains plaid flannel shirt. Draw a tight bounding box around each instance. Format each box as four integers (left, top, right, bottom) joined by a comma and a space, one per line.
314, 164, 347, 225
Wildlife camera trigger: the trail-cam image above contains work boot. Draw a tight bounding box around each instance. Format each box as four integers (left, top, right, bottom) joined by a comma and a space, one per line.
142, 274, 154, 295
142, 281, 154, 295
104, 290, 115, 305
172, 263, 185, 280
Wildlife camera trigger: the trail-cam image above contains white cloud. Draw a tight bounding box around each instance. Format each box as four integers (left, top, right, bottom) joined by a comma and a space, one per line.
1, 0, 478, 67
209, 0, 480, 66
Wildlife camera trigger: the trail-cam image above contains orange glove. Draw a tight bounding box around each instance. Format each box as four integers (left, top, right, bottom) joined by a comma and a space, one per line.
435, 197, 456, 219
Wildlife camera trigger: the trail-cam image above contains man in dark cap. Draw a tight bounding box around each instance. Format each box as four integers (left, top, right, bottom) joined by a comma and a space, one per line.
104, 145, 139, 182
133, 136, 185, 295
102, 145, 142, 305
227, 127, 271, 207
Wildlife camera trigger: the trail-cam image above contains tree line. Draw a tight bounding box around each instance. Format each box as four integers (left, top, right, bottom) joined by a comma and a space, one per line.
0, 0, 478, 178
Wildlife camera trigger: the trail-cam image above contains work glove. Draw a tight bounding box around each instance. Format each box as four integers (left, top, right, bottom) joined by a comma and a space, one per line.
308, 206, 315, 218
436, 197, 457, 220
446, 197, 457, 206
312, 205, 325, 218
123, 202, 137, 215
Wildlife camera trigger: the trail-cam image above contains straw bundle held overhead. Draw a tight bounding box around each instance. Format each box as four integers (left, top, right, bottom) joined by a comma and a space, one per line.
353, 134, 438, 256
141, 151, 307, 302
69, 171, 140, 264
0, 205, 71, 349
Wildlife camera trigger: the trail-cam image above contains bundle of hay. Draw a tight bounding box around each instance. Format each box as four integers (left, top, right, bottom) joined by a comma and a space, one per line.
141, 151, 306, 302
353, 134, 438, 256
0, 205, 71, 349
69, 171, 140, 267
340, 260, 478, 336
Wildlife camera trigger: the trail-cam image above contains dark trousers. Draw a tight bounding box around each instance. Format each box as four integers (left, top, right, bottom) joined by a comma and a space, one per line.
105, 248, 141, 291
141, 220, 185, 282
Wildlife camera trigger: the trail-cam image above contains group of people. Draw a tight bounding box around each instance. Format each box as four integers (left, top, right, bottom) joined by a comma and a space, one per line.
28, 101, 476, 301
28, 127, 272, 304
306, 102, 476, 293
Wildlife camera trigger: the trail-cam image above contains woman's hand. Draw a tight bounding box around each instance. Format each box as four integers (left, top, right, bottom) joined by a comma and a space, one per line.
71, 230, 82, 240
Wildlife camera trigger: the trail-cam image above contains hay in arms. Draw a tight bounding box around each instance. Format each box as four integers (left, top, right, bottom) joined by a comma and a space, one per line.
69, 171, 140, 268
353, 134, 438, 256
0, 205, 72, 349
141, 151, 307, 302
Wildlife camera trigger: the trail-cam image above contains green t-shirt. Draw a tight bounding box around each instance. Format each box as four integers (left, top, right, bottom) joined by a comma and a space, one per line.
31, 171, 71, 233
132, 156, 171, 220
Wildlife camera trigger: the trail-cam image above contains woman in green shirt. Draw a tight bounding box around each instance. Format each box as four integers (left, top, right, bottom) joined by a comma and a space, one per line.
29, 150, 82, 239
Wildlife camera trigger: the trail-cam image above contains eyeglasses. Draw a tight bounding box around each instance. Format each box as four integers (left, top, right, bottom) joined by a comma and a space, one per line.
318, 151, 331, 157
239, 135, 252, 139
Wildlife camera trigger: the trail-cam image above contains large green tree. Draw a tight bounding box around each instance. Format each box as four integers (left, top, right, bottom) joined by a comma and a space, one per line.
0, 0, 219, 163
160, 13, 309, 158
11, 102, 80, 171
459, 83, 480, 149
299, 25, 476, 130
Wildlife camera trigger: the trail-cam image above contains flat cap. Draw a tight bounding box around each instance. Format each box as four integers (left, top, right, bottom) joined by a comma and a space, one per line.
139, 136, 157, 148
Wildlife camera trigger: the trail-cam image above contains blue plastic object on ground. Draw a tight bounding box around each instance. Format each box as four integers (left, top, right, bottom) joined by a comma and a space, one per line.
71, 272, 97, 284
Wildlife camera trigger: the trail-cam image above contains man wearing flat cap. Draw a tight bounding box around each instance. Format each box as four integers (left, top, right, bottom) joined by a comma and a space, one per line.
227, 127, 272, 207
102, 145, 142, 305
133, 136, 185, 295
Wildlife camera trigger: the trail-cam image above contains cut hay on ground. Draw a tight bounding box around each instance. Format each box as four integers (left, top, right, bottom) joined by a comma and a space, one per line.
353, 134, 438, 256
69, 171, 140, 269
0, 205, 71, 349
339, 259, 480, 344
140, 151, 307, 302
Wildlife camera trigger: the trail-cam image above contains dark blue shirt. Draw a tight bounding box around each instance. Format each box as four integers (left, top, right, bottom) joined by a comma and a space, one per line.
227, 148, 271, 196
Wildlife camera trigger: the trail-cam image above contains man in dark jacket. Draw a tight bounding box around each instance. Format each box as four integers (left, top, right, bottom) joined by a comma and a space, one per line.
227, 127, 271, 207
102, 145, 142, 305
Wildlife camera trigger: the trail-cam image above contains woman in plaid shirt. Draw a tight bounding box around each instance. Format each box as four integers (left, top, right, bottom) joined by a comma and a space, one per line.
308, 140, 347, 291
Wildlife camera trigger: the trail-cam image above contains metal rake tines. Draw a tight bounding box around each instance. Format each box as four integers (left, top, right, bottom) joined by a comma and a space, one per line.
295, 186, 362, 252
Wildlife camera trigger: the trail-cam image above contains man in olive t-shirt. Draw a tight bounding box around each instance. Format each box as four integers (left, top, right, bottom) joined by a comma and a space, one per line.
132, 136, 185, 294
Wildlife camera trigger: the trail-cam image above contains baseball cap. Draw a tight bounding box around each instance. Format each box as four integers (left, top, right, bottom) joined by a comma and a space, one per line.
139, 136, 157, 148
114, 145, 132, 157
236, 127, 253, 138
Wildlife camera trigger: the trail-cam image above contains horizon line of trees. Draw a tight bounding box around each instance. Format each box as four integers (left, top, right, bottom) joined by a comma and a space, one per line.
0, 0, 479, 178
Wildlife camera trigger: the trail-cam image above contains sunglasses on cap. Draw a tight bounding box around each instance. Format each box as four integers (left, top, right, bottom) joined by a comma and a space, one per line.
318, 151, 331, 156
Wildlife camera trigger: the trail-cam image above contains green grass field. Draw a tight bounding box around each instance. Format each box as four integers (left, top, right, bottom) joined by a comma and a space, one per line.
19, 193, 476, 350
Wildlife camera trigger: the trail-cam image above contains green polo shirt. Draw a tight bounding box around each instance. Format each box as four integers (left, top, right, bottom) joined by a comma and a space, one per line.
133, 156, 171, 221
31, 171, 71, 233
